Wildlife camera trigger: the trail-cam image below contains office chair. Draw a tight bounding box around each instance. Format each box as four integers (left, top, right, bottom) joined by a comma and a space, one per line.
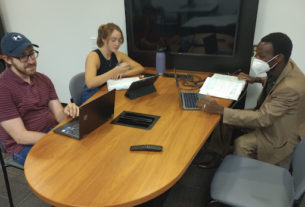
210, 138, 305, 207
69, 72, 85, 106
0, 59, 5, 73
0, 140, 24, 207
0, 67, 23, 206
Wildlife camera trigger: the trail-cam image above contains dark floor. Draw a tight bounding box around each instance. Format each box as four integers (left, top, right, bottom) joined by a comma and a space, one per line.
0, 153, 50, 207
4, 149, 304, 207
1, 150, 225, 207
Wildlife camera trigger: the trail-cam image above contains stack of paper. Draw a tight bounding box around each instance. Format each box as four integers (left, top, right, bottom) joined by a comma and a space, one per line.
199, 74, 246, 100
107, 77, 140, 91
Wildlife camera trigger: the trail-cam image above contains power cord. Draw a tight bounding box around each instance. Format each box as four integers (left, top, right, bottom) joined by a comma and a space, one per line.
179, 74, 205, 89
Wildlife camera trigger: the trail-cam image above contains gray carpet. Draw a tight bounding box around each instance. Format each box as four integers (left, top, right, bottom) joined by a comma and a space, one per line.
0, 153, 50, 207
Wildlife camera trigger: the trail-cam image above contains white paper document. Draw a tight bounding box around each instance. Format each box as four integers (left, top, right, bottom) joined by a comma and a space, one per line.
107, 77, 140, 91
199, 74, 246, 100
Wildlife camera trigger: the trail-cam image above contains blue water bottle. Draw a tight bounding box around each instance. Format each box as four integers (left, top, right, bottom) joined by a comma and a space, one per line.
156, 48, 166, 75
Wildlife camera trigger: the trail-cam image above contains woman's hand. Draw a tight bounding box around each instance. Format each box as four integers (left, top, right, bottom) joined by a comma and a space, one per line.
112, 62, 131, 79
111, 73, 123, 80
117, 62, 131, 73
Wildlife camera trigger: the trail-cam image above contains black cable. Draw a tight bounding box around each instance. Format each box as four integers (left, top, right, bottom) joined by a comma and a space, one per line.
178, 73, 205, 89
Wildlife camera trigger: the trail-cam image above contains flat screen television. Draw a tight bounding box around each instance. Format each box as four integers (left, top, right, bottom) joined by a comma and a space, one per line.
124, 0, 258, 73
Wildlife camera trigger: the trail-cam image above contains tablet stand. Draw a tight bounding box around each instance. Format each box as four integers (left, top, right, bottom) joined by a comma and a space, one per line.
125, 84, 156, 99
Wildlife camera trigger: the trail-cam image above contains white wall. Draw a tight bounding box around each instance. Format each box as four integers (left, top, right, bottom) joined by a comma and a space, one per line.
0, 0, 126, 103
245, 0, 305, 108
254, 0, 305, 64
1, 0, 305, 105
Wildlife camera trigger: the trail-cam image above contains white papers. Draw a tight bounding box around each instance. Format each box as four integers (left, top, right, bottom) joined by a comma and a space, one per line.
107, 77, 140, 91
199, 74, 246, 100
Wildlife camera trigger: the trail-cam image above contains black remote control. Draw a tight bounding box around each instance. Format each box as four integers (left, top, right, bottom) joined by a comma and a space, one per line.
130, 145, 163, 152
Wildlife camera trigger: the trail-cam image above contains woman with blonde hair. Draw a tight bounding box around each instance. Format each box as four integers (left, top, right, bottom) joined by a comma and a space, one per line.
81, 23, 144, 103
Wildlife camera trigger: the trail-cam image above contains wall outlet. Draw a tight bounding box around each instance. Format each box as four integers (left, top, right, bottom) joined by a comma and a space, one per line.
90, 37, 97, 49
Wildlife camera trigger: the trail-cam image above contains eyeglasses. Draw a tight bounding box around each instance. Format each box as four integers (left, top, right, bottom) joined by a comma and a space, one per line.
15, 50, 39, 63
110, 38, 123, 44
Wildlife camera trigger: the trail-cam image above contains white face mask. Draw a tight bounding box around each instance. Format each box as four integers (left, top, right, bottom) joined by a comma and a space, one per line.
251, 55, 279, 76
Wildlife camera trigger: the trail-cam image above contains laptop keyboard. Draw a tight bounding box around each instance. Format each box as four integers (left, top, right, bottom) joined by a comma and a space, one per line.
60, 119, 80, 138
181, 92, 199, 109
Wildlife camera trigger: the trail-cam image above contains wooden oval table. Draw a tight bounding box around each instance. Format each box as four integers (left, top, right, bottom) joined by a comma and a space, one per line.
24, 71, 231, 207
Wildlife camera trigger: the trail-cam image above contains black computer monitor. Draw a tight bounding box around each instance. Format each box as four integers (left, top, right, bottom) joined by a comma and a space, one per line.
124, 0, 259, 74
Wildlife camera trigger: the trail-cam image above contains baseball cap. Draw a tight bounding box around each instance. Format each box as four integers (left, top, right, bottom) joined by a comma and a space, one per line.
1, 32, 39, 57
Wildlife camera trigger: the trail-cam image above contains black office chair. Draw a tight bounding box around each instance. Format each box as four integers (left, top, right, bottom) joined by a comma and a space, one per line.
0, 140, 24, 207
0, 60, 22, 206
0, 58, 5, 73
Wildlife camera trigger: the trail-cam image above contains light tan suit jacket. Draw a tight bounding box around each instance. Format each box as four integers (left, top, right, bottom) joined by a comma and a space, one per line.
223, 59, 305, 164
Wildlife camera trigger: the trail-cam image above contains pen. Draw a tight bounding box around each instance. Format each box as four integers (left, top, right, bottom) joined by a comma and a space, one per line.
232, 69, 242, 75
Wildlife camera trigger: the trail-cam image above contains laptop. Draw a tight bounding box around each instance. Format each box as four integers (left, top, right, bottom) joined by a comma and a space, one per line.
53, 90, 115, 139
174, 68, 204, 110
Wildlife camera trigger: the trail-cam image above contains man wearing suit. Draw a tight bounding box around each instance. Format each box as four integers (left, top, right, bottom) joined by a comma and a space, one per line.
197, 32, 305, 165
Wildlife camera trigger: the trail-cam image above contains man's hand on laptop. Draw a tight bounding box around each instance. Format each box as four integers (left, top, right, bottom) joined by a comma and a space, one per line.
197, 96, 224, 115
64, 103, 79, 118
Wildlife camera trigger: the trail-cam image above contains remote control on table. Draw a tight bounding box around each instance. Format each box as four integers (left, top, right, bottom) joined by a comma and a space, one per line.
130, 145, 163, 152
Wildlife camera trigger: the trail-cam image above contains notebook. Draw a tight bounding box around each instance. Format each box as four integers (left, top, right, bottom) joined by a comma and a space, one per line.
174, 68, 204, 110
107, 77, 139, 91
53, 90, 115, 139
199, 73, 246, 100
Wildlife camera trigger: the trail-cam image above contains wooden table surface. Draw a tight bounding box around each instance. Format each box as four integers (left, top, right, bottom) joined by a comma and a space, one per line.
24, 69, 231, 207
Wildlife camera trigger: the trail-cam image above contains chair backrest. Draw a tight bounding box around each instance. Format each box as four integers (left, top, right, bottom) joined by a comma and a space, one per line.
0, 138, 6, 152
69, 72, 85, 106
292, 138, 305, 200
0, 138, 23, 169
0, 59, 5, 74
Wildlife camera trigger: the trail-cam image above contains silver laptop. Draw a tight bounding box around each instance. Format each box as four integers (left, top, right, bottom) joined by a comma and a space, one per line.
53, 90, 115, 139
174, 68, 204, 110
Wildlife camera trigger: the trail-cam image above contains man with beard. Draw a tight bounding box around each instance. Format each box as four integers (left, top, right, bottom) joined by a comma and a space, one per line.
0, 32, 79, 165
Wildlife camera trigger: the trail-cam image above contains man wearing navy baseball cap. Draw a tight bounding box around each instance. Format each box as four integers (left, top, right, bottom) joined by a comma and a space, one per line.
0, 32, 79, 165
1, 32, 39, 57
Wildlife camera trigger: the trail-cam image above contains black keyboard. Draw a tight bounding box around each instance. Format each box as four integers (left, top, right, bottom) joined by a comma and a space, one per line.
181, 92, 199, 110
61, 119, 80, 137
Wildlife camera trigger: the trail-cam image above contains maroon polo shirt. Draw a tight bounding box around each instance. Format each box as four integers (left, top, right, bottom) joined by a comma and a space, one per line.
0, 68, 58, 157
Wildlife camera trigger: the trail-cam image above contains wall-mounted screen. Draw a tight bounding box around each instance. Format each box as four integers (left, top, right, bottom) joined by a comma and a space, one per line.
125, 0, 259, 73
131, 0, 240, 56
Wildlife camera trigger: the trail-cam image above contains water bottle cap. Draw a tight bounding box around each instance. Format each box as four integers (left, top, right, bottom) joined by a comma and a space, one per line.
157, 47, 167, 52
